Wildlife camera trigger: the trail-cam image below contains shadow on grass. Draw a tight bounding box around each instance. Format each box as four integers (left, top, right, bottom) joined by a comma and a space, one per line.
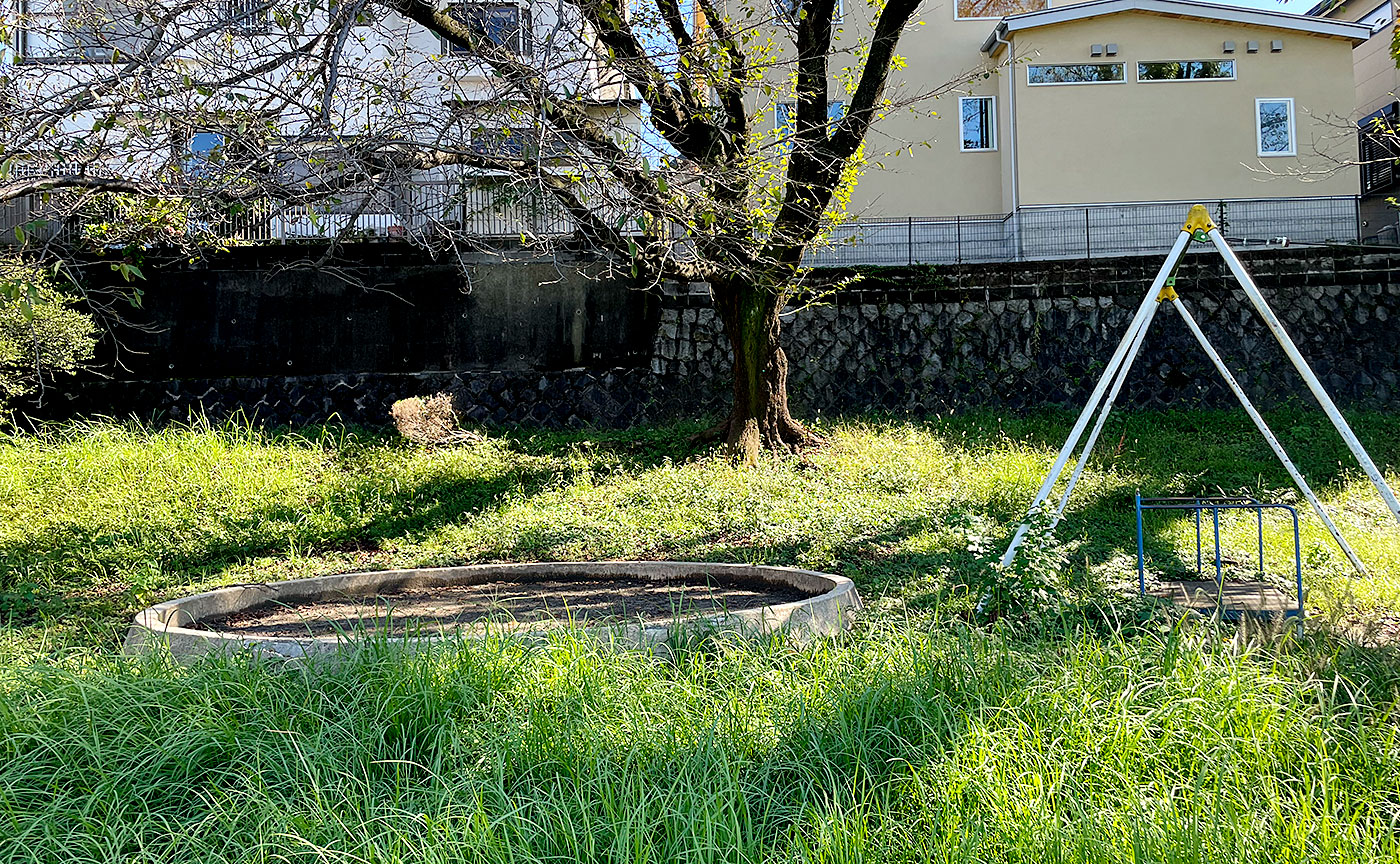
3, 408, 1396, 646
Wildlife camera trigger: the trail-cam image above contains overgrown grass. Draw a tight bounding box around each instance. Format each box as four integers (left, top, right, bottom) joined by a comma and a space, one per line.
3, 624, 1399, 863
1, 411, 1399, 862
1, 410, 1397, 651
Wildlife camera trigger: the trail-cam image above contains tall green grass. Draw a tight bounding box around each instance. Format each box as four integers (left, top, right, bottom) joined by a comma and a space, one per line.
1, 410, 1397, 654
1, 412, 1398, 862
1, 626, 1397, 863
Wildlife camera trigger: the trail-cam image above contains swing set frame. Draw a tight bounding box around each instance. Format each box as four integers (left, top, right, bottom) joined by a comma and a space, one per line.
1002, 204, 1400, 584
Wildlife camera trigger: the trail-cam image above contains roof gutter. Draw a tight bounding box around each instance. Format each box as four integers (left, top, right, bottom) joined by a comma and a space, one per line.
980, 21, 1009, 55
981, 0, 1372, 43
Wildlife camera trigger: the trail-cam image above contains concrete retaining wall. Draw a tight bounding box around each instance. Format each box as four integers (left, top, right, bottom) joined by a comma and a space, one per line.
47, 245, 1400, 426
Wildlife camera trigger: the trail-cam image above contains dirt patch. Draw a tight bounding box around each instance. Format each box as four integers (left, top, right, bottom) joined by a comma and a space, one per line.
198, 576, 812, 637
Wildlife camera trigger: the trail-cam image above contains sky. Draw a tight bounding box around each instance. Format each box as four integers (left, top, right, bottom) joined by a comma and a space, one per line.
1226, 0, 1321, 14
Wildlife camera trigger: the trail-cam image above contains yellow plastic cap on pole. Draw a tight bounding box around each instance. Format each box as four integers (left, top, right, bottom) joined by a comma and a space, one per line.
1183, 204, 1216, 234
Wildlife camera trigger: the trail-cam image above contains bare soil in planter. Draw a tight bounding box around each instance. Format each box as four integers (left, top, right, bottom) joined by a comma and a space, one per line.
199, 576, 811, 637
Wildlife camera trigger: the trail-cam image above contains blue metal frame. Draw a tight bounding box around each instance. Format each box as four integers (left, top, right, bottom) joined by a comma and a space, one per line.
1135, 492, 1304, 622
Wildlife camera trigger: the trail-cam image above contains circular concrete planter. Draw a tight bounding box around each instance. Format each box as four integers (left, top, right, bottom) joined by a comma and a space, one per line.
124, 561, 861, 661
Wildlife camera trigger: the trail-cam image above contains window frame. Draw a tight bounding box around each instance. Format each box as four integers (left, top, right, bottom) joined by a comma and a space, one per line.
958, 95, 996, 152
774, 100, 846, 143
11, 0, 121, 65
224, 0, 273, 34
1026, 63, 1126, 86
1135, 59, 1236, 83
1359, 107, 1399, 195
1255, 97, 1296, 157
183, 130, 229, 178
469, 124, 537, 159
441, 2, 534, 58
952, 0, 1049, 21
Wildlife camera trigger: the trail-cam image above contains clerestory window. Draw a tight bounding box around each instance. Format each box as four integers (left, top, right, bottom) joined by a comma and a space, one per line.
1026, 63, 1125, 85
1137, 60, 1235, 81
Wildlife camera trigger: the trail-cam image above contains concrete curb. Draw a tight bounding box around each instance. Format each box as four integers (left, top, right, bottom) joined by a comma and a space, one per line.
124, 561, 861, 661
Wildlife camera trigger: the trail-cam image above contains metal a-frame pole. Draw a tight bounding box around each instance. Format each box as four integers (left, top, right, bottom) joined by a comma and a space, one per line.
1050, 289, 1165, 526
1204, 224, 1400, 524
999, 228, 1193, 567
1169, 295, 1368, 575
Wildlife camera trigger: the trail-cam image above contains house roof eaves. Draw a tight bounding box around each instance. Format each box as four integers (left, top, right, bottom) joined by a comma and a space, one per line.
980, 0, 1373, 54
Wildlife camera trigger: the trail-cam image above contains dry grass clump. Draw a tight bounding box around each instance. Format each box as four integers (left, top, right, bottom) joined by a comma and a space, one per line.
390, 392, 481, 445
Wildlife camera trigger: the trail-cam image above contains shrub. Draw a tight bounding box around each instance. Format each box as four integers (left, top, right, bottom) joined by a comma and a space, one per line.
0, 258, 98, 407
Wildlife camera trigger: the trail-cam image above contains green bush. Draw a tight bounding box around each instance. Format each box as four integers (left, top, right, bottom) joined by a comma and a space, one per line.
0, 258, 98, 405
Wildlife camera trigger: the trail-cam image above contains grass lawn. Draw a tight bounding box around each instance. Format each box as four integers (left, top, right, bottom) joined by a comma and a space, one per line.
1, 409, 1399, 862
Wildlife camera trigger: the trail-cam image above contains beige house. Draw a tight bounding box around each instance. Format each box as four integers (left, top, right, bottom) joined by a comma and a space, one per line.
814, 0, 1374, 263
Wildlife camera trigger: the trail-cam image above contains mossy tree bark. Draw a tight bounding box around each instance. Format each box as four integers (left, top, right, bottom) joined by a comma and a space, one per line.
707, 278, 817, 463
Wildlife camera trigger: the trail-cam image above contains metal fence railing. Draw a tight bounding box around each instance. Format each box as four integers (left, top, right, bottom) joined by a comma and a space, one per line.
804, 196, 1362, 267
0, 187, 1363, 264
0, 180, 596, 247
215, 181, 584, 242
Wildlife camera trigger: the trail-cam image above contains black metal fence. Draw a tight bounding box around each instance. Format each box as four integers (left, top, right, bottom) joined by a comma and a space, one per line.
805, 197, 1362, 266
0, 188, 1363, 264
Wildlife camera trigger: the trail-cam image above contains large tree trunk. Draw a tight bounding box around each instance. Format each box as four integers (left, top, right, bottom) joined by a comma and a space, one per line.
705, 279, 820, 463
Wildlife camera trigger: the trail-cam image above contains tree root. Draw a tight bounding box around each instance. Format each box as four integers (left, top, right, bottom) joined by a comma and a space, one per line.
688, 411, 825, 464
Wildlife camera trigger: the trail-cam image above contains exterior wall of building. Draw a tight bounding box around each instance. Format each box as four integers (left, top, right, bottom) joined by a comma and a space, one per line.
832, 0, 1010, 220
837, 4, 1365, 220
1353, 19, 1398, 111
1314, 1, 1397, 242
1005, 13, 1359, 206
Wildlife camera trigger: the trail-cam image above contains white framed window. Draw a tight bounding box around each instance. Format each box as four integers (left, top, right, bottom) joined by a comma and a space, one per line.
954, 0, 1048, 21
470, 125, 535, 158
184, 131, 227, 177
1136, 60, 1235, 82
1256, 98, 1295, 156
775, 101, 795, 143
442, 2, 533, 56
1027, 63, 1125, 85
12, 1, 120, 63
959, 96, 995, 151
775, 100, 845, 150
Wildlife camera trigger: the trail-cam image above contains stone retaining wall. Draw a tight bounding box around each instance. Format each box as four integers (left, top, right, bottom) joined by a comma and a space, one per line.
49, 246, 1400, 427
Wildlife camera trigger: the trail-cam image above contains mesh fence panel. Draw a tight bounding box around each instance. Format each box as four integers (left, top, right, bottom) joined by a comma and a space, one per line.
804, 197, 1360, 266
0, 191, 1361, 257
